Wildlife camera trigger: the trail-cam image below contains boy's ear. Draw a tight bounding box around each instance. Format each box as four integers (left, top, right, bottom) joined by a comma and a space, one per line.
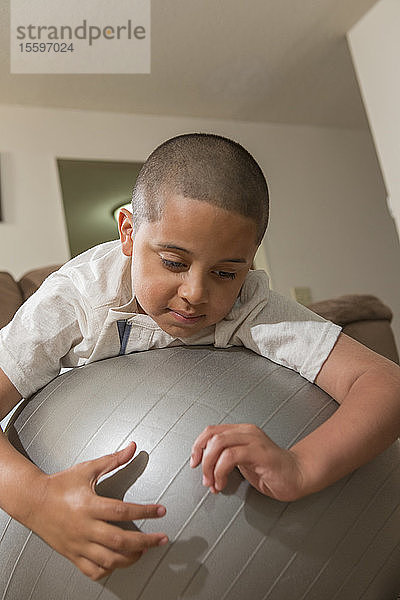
118, 209, 134, 256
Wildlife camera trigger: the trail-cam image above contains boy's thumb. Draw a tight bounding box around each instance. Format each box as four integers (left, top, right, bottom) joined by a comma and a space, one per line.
87, 442, 137, 482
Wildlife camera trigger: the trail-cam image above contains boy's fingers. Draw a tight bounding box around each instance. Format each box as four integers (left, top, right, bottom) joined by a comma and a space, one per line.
78, 530, 169, 579
92, 521, 168, 554
83, 443, 137, 481
212, 445, 251, 492
200, 431, 250, 486
83, 542, 138, 571
93, 497, 167, 522
75, 556, 111, 581
191, 425, 231, 467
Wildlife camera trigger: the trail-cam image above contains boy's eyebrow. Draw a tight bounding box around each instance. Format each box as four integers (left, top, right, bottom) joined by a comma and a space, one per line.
155, 243, 247, 263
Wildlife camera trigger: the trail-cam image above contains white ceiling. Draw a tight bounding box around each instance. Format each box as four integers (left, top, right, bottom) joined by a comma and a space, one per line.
0, 0, 378, 129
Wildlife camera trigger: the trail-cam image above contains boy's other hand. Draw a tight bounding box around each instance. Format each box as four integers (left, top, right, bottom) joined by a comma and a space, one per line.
191, 424, 304, 502
27, 442, 168, 581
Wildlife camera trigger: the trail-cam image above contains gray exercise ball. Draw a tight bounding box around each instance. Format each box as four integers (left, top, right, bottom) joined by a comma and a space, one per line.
1, 346, 399, 600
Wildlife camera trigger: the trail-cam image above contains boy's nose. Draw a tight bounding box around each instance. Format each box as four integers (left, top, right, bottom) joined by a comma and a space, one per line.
178, 272, 208, 306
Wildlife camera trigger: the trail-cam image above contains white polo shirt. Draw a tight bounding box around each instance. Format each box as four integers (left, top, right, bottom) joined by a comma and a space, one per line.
0, 241, 341, 398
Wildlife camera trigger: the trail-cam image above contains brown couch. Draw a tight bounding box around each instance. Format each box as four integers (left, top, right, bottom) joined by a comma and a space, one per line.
309, 295, 399, 364
1, 266, 399, 364
0, 266, 62, 330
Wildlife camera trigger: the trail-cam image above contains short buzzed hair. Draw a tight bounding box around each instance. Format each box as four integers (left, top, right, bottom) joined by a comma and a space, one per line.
131, 133, 269, 244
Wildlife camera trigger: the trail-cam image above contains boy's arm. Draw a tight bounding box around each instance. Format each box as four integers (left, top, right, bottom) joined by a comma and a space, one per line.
0, 368, 168, 581
191, 333, 400, 500
293, 332, 400, 495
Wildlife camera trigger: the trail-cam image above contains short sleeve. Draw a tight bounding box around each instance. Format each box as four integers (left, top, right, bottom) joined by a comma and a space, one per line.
0, 272, 90, 398
234, 289, 342, 382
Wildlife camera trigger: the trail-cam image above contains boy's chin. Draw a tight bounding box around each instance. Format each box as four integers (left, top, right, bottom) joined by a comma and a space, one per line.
156, 314, 210, 339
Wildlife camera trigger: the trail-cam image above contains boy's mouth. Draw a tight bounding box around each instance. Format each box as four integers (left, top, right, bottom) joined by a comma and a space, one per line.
168, 309, 205, 324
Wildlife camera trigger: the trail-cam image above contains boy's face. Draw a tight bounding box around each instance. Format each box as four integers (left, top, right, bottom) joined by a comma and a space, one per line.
119, 194, 258, 338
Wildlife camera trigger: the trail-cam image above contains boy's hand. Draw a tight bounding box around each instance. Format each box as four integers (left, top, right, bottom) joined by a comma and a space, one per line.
27, 443, 168, 581
190, 424, 304, 502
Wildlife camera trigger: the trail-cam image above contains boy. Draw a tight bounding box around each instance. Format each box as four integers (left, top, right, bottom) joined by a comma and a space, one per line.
0, 133, 399, 582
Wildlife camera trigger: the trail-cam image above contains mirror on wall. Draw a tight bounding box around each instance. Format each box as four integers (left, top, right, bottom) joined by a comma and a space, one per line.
57, 159, 143, 257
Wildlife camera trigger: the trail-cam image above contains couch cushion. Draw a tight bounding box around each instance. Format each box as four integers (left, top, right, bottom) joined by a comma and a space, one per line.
309, 294, 392, 326
0, 272, 23, 329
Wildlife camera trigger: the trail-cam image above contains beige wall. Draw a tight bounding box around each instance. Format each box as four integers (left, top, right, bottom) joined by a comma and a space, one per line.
1, 104, 399, 344
348, 0, 400, 239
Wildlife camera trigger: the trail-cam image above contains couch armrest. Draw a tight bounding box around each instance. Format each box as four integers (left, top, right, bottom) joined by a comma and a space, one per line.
309, 294, 399, 364
18, 265, 62, 301
342, 319, 399, 365
0, 272, 23, 329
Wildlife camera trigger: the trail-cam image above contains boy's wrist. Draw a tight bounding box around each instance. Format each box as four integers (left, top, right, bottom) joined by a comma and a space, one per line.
0, 435, 49, 527
288, 446, 324, 500
289, 431, 348, 499
15, 469, 50, 531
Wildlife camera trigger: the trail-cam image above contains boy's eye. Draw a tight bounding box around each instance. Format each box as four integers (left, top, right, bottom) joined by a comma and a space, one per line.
215, 270, 236, 280
161, 258, 187, 270
161, 258, 236, 280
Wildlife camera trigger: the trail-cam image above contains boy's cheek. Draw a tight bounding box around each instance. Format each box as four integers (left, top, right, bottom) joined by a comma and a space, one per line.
136, 280, 172, 310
